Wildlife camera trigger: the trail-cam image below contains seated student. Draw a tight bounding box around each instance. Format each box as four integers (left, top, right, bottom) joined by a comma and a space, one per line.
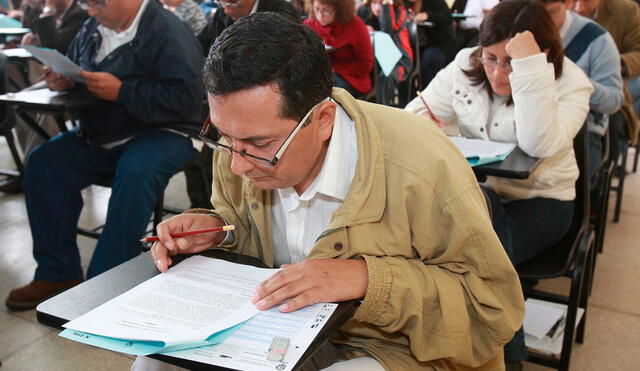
405, 0, 592, 365
571, 0, 640, 169
136, 12, 524, 371
4, 0, 88, 186
406, 0, 456, 87
159, 0, 207, 35
451, 0, 499, 50
541, 0, 623, 190
357, 0, 414, 105
197, 0, 298, 54
304, 0, 373, 97
5, 0, 204, 310
20, 0, 88, 54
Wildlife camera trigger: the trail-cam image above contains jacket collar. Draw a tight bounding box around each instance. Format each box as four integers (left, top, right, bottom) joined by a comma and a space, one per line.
243, 88, 386, 228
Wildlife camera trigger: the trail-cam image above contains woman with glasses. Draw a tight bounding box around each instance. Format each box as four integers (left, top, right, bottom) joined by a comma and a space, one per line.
304, 0, 373, 97
406, 0, 592, 367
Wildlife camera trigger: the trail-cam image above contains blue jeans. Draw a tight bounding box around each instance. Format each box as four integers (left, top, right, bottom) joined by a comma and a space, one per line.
25, 128, 197, 281
482, 187, 574, 362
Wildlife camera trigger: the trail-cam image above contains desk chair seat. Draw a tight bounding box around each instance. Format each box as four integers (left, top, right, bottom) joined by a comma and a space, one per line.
516, 124, 596, 371
0, 52, 23, 193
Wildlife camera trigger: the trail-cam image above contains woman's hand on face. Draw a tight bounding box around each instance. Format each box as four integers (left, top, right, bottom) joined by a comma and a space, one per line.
505, 31, 541, 60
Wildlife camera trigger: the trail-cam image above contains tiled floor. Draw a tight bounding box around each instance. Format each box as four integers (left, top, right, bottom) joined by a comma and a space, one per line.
1, 137, 639, 370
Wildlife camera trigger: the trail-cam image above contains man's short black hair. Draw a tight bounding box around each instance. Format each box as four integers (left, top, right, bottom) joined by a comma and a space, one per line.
203, 12, 333, 121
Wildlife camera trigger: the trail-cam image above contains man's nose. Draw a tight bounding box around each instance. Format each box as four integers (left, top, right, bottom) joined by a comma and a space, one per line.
229, 151, 256, 177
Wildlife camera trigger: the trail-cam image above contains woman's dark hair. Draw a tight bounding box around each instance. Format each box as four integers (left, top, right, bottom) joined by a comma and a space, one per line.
306, 0, 355, 25
203, 12, 333, 121
463, 0, 564, 99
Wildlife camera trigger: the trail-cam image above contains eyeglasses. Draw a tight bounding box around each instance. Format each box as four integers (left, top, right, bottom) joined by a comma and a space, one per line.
78, 0, 109, 10
199, 98, 330, 168
478, 56, 512, 71
215, 0, 240, 8
315, 8, 335, 17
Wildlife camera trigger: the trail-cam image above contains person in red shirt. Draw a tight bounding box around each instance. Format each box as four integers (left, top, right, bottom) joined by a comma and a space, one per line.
304, 0, 373, 97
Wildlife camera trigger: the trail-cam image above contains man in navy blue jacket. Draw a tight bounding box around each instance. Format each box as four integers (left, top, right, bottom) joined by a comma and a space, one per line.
6, 0, 204, 310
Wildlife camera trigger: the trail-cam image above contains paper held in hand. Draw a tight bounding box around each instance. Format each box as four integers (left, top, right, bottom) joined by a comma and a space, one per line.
21, 44, 85, 83
447, 136, 516, 166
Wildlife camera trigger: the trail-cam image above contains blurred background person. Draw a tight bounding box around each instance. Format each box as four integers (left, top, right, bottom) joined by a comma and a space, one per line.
305, 0, 373, 97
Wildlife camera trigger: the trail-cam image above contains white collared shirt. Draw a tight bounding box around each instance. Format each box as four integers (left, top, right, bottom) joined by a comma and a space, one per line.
95, 0, 150, 63
271, 104, 358, 266
250, 0, 260, 15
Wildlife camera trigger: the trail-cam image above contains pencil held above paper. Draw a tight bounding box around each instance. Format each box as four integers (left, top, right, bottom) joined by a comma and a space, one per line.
140, 225, 235, 243
416, 90, 445, 128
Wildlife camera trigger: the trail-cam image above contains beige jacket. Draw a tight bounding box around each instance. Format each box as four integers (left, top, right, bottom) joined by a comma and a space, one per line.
596, 0, 640, 143
203, 89, 524, 370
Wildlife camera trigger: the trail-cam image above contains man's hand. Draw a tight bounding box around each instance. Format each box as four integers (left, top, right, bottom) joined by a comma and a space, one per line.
252, 259, 368, 313
21, 32, 37, 45
505, 31, 541, 60
43, 66, 74, 91
150, 213, 227, 272
79, 70, 122, 101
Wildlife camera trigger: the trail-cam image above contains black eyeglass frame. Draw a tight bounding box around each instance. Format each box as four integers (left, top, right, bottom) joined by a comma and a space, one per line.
199, 98, 330, 168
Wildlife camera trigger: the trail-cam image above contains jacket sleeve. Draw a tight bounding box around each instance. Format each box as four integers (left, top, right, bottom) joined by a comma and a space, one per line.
116, 32, 204, 125
588, 33, 624, 114
353, 175, 524, 366
423, 0, 452, 27
618, 1, 640, 79
34, 8, 88, 54
510, 53, 592, 158
404, 57, 457, 124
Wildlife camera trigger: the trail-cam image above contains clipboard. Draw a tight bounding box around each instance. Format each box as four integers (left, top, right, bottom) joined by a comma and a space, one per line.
21, 44, 85, 83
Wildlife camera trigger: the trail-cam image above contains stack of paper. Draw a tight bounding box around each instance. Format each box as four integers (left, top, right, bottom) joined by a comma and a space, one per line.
61, 256, 338, 370
523, 298, 584, 356
447, 136, 516, 166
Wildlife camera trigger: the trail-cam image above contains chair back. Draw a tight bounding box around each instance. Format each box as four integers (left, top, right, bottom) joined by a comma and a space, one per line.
517, 122, 589, 278
0, 53, 14, 131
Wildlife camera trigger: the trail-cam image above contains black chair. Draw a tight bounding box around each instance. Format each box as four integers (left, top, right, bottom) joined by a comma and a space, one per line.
516, 124, 596, 371
591, 128, 615, 254
397, 21, 421, 107
0, 52, 23, 193
610, 138, 629, 223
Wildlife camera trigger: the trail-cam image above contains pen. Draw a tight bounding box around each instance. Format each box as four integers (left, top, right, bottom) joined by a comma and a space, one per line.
139, 225, 235, 243
416, 90, 444, 127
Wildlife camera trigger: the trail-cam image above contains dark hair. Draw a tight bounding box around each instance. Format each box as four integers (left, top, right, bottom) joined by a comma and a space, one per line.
537, 0, 564, 4
203, 12, 333, 121
463, 0, 564, 98
306, 0, 355, 24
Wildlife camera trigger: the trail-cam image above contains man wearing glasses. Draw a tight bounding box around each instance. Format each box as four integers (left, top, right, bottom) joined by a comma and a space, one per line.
6, 0, 203, 310
143, 13, 524, 370
196, 0, 297, 54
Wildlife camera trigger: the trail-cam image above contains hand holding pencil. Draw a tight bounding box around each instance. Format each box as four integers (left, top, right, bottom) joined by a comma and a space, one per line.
416, 90, 447, 129
148, 213, 233, 272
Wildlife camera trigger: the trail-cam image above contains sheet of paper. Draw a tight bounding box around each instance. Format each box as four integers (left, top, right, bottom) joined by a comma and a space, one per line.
448, 136, 516, 166
524, 300, 584, 356
59, 322, 242, 356
168, 302, 338, 371
64, 256, 278, 346
372, 31, 402, 77
21, 44, 85, 83
523, 298, 566, 341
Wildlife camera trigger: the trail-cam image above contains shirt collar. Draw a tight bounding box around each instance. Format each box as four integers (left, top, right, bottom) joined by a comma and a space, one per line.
250, 0, 260, 15
299, 103, 354, 201
559, 10, 573, 39
98, 0, 150, 39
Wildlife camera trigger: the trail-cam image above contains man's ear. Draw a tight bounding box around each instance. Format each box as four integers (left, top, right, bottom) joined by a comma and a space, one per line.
315, 100, 337, 141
